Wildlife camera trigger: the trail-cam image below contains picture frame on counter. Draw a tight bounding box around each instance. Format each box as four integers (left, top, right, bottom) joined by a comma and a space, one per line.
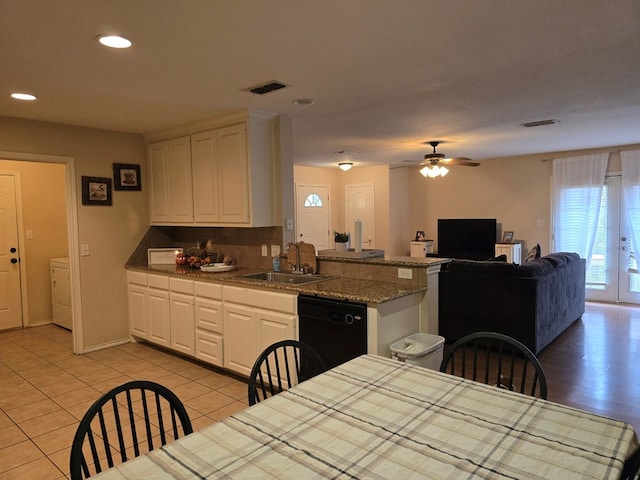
82, 176, 112, 206
113, 163, 141, 191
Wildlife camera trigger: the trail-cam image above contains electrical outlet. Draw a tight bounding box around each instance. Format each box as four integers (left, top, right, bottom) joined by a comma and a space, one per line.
271, 245, 281, 256
261, 244, 268, 256
81, 244, 90, 256
26, 229, 34, 239
398, 268, 413, 279
536, 218, 545, 227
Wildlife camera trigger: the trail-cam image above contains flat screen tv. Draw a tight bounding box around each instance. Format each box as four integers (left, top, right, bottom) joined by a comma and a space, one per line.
437, 218, 497, 260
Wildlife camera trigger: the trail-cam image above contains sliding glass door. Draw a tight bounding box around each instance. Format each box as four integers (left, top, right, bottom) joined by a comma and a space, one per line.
586, 176, 640, 304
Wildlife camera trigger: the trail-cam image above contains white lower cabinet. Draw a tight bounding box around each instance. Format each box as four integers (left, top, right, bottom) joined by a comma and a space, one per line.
127, 272, 297, 376
223, 285, 297, 377
147, 275, 171, 348
195, 282, 224, 367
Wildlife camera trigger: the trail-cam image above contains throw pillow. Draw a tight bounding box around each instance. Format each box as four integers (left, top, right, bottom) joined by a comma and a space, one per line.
524, 243, 541, 262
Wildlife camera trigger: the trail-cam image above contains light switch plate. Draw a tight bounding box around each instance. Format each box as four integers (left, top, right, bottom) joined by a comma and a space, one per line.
81, 244, 90, 257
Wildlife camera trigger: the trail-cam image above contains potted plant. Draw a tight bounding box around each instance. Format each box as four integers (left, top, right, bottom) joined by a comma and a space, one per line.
334, 231, 349, 251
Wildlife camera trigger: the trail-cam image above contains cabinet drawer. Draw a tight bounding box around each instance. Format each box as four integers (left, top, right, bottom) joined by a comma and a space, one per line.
194, 281, 223, 300
127, 270, 147, 286
223, 286, 297, 314
147, 274, 169, 290
196, 331, 223, 367
170, 277, 194, 294
195, 297, 223, 334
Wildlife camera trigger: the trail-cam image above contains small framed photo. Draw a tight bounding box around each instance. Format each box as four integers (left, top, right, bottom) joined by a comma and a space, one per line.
415, 230, 426, 241
113, 163, 141, 191
502, 231, 514, 243
82, 176, 112, 206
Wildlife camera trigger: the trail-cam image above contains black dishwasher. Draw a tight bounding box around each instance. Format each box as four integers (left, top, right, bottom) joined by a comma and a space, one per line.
298, 294, 367, 369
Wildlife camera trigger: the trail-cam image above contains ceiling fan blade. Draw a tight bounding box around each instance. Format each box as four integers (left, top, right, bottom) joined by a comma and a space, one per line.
440, 157, 480, 166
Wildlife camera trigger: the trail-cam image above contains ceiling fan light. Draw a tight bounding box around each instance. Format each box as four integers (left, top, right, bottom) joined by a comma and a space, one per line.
339, 162, 353, 171
419, 164, 448, 178
440, 166, 449, 176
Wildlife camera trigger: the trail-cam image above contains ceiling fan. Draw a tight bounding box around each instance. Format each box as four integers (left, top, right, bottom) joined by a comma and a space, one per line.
418, 141, 479, 178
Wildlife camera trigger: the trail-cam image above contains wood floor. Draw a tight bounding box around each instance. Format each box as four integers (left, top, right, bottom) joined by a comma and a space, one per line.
537, 301, 640, 434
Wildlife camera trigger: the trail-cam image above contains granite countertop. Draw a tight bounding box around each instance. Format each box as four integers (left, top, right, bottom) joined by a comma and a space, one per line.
126, 264, 427, 304
316, 254, 450, 268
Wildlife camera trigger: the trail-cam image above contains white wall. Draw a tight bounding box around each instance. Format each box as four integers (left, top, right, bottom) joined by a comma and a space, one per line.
0, 116, 147, 349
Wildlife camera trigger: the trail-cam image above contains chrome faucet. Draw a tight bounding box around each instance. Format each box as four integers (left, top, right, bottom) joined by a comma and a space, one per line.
286, 242, 302, 273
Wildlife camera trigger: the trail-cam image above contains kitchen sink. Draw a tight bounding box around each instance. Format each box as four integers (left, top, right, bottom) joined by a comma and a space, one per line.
240, 271, 332, 285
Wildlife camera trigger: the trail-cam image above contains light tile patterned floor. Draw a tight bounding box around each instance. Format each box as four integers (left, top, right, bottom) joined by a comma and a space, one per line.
0, 325, 248, 479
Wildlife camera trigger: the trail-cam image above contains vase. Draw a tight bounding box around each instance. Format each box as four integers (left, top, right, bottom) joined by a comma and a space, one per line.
335, 241, 348, 252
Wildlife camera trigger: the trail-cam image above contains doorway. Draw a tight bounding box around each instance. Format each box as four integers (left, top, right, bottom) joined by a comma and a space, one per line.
586, 175, 640, 304
0, 151, 83, 353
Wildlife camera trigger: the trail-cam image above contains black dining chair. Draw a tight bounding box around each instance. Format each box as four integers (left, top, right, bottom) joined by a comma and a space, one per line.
439, 331, 548, 399
69, 380, 193, 480
622, 445, 640, 480
248, 340, 328, 406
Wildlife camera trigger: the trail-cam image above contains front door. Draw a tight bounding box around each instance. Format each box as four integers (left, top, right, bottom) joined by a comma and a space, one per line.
296, 185, 330, 252
0, 174, 23, 330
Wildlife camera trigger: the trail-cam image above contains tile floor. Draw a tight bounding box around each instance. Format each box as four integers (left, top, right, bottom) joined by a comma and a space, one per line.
0, 325, 248, 479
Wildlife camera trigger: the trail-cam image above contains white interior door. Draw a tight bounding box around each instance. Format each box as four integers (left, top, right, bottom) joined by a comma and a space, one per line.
0, 174, 23, 330
346, 184, 375, 249
296, 185, 330, 252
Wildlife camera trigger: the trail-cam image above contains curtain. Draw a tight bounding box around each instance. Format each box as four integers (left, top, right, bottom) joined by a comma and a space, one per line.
552, 153, 608, 269
621, 150, 640, 269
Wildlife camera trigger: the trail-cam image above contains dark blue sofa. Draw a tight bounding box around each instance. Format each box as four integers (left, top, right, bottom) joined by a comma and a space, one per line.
438, 252, 586, 353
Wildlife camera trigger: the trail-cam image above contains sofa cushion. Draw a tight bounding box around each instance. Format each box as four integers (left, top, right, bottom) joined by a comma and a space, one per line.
444, 259, 519, 274
524, 243, 541, 262
488, 254, 508, 262
515, 259, 555, 277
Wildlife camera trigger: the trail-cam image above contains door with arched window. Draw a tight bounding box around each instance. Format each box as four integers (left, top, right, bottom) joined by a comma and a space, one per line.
296, 185, 330, 252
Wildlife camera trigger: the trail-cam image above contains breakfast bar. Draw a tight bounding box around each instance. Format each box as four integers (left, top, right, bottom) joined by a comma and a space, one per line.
94, 355, 637, 479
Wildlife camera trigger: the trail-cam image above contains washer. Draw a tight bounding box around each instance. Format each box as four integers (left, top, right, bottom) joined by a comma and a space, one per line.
50, 257, 72, 330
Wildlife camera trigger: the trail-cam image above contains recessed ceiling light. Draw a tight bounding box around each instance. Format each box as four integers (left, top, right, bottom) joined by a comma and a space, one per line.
97, 35, 132, 49
11, 92, 37, 101
292, 98, 315, 106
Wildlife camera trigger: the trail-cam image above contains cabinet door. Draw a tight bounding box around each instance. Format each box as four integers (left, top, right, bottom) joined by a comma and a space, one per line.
217, 124, 250, 224
148, 288, 171, 347
257, 309, 296, 351
167, 136, 194, 223
148, 142, 170, 223
170, 292, 195, 356
223, 303, 258, 376
191, 130, 220, 223
128, 284, 147, 338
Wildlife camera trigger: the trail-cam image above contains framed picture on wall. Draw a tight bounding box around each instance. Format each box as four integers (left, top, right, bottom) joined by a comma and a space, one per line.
113, 163, 141, 191
82, 176, 112, 206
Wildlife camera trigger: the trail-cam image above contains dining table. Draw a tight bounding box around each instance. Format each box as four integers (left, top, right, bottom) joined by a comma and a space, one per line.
95, 354, 638, 479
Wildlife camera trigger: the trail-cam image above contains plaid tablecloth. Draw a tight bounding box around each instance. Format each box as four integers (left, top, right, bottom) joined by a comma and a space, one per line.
96, 354, 637, 479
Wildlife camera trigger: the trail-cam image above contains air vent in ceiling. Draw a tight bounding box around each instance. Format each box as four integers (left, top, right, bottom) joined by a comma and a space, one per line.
520, 119, 559, 128
243, 81, 288, 95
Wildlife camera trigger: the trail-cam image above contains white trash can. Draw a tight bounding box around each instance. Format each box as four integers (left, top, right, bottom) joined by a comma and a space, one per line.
390, 333, 445, 370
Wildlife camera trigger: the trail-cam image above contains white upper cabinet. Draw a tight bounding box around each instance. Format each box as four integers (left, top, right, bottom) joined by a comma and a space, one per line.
148, 136, 193, 223
147, 111, 280, 227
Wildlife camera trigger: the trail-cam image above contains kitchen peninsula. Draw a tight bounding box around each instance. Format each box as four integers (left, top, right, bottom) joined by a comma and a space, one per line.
125, 254, 447, 377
